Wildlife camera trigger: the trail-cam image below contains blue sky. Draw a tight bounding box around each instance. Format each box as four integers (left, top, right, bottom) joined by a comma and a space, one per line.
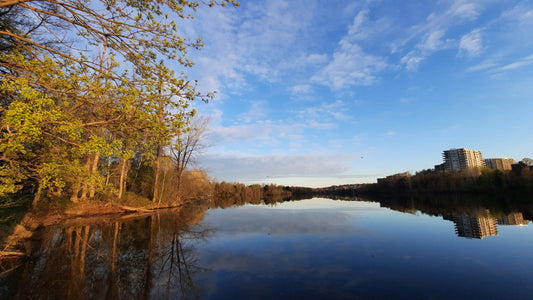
176, 0, 533, 187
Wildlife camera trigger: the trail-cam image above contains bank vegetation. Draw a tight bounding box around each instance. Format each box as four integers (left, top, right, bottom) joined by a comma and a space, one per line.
1, 0, 241, 210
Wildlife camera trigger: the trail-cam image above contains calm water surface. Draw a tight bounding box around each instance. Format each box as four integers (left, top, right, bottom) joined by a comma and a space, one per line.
2, 197, 533, 299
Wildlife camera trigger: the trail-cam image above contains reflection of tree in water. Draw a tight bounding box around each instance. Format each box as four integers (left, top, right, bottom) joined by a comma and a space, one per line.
8, 205, 211, 299
150, 206, 212, 300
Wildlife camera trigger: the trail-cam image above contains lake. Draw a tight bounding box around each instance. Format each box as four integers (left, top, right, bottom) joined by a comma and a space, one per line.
2, 196, 533, 299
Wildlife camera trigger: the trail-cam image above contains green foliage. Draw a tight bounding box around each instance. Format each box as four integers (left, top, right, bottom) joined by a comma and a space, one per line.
365, 167, 533, 195
212, 182, 290, 208
0, 163, 26, 195
0, 0, 240, 206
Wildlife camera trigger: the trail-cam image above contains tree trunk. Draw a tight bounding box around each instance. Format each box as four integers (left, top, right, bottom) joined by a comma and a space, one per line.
79, 157, 92, 202
158, 167, 168, 205
117, 158, 129, 199
70, 183, 80, 203
32, 185, 42, 208
175, 171, 183, 203
152, 151, 161, 203
89, 151, 100, 198
105, 156, 112, 187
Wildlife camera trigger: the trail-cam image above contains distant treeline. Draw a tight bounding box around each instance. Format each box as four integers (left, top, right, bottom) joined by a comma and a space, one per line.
211, 183, 292, 208
359, 167, 533, 195
288, 185, 362, 199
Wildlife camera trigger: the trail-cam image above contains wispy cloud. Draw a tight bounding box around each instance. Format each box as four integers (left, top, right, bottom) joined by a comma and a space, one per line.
297, 100, 351, 122
310, 5, 390, 90
291, 84, 313, 95
400, 29, 456, 71
199, 153, 352, 181
401, 51, 425, 72
501, 2, 533, 25
238, 101, 268, 123
393, 0, 488, 70
458, 28, 483, 57
466, 61, 497, 72
186, 0, 317, 96
312, 41, 387, 89
467, 54, 533, 73
492, 54, 533, 72
450, 1, 482, 20
208, 124, 273, 144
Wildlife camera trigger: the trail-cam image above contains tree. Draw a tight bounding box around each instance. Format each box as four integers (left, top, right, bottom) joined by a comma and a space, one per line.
170, 116, 209, 202
0, 0, 239, 78
521, 158, 533, 166
0, 0, 239, 204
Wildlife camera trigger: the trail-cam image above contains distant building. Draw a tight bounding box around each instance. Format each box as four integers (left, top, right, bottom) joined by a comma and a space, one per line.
436, 148, 484, 172
484, 158, 515, 171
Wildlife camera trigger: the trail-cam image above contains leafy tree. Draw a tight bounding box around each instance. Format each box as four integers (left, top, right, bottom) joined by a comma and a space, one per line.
0, 0, 239, 77
0, 0, 239, 205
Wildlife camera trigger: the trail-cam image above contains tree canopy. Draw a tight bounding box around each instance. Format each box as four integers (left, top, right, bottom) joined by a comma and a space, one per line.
0, 0, 239, 205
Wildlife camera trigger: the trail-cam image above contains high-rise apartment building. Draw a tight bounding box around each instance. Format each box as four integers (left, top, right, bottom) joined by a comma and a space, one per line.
436, 148, 484, 172
484, 158, 515, 171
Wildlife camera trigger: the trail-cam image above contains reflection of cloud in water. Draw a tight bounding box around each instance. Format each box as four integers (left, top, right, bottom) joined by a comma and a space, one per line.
205, 207, 364, 235
266, 198, 379, 210
198, 238, 376, 299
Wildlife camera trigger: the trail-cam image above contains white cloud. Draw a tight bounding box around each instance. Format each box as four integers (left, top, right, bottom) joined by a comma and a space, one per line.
186, 0, 318, 96
200, 153, 352, 182
297, 100, 351, 122
501, 2, 533, 25
291, 84, 313, 95
307, 120, 336, 130
309, 5, 391, 90
467, 54, 533, 73
493, 55, 533, 72
347, 9, 369, 37
419, 30, 446, 51
451, 2, 481, 20
392, 0, 489, 70
305, 53, 329, 65
466, 61, 497, 72
458, 29, 483, 57
399, 29, 454, 70
312, 41, 387, 89
401, 51, 424, 71
238, 101, 268, 123
208, 124, 272, 143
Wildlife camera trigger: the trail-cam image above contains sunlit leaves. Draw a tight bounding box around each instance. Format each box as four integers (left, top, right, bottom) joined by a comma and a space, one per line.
0, 0, 240, 202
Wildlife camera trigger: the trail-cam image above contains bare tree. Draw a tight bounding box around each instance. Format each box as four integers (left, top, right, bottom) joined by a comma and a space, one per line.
170, 116, 209, 202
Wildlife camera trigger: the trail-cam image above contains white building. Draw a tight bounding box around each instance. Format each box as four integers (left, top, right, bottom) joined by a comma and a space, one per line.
437, 148, 484, 172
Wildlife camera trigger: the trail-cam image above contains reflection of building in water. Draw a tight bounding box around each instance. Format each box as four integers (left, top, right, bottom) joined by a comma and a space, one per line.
450, 214, 498, 239
497, 212, 529, 226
